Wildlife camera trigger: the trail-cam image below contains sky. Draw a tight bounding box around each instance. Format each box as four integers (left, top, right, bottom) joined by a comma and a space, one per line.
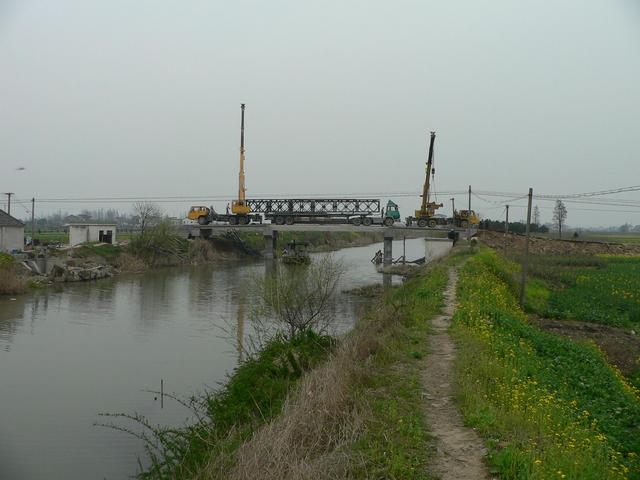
1, 0, 639, 227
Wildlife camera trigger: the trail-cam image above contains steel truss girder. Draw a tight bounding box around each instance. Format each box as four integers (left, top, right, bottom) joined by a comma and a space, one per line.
246, 198, 380, 215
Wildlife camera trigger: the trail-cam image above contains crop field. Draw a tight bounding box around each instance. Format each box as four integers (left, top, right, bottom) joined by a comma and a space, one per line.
454, 250, 640, 479
579, 232, 640, 245
530, 231, 640, 245
497, 253, 640, 328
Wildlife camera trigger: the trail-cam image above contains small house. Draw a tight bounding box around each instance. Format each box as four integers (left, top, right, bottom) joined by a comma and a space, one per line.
66, 223, 117, 246
0, 210, 25, 252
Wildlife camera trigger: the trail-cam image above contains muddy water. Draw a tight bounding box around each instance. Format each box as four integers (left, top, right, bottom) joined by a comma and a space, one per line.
0, 238, 445, 479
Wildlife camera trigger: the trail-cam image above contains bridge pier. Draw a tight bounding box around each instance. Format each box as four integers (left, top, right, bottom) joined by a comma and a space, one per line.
383, 230, 393, 266
264, 229, 279, 260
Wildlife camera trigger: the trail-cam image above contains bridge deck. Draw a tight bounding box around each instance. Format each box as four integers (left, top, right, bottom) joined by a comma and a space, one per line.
184, 223, 475, 236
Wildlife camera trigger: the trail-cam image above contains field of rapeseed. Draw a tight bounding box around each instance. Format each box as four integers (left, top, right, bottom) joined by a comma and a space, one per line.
507, 252, 640, 327
544, 255, 640, 327
453, 250, 640, 479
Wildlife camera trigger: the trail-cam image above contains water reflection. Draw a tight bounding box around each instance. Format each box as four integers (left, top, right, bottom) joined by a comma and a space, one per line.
237, 302, 245, 363
0, 299, 24, 351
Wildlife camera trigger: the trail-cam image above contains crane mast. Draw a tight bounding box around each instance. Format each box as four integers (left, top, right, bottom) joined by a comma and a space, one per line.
419, 131, 436, 215
232, 103, 251, 215
413, 130, 442, 221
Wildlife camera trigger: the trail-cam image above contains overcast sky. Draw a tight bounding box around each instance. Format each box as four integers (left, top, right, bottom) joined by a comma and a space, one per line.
1, 0, 639, 227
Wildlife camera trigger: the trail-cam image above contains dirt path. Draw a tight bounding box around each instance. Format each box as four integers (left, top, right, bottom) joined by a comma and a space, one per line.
422, 268, 490, 480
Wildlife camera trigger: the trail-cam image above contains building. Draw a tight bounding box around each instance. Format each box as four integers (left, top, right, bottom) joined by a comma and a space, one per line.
0, 209, 25, 252
66, 223, 117, 246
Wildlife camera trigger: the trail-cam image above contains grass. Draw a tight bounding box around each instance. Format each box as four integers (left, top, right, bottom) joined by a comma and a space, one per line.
192, 259, 452, 480
453, 249, 640, 479
73, 243, 123, 262
579, 232, 640, 244
499, 250, 640, 327
346, 264, 449, 479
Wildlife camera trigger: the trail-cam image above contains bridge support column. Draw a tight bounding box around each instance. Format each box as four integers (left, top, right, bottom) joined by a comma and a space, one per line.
383, 230, 393, 266
264, 229, 278, 260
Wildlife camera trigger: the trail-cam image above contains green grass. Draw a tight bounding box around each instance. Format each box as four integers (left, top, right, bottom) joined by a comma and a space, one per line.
348, 264, 449, 479
74, 243, 123, 261
498, 250, 640, 327
579, 232, 640, 244
34, 231, 69, 243
453, 250, 640, 479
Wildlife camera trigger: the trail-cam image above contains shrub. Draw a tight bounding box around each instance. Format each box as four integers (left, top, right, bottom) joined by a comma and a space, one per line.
0, 255, 26, 295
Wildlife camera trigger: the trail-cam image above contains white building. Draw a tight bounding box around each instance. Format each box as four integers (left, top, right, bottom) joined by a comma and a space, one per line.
66, 223, 117, 246
0, 210, 25, 252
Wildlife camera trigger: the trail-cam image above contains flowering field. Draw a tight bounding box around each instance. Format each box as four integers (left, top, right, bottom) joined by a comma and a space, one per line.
547, 256, 640, 327
453, 250, 640, 479
506, 253, 640, 327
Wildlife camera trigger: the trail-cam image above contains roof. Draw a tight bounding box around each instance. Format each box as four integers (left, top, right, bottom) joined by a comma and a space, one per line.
65, 223, 117, 227
0, 210, 24, 227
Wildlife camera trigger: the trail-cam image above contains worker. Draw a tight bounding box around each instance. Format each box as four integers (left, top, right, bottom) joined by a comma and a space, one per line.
447, 229, 459, 246
226, 203, 230, 214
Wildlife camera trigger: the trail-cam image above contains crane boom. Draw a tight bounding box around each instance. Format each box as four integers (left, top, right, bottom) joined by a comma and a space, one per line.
239, 103, 246, 202
420, 131, 436, 215
232, 103, 251, 215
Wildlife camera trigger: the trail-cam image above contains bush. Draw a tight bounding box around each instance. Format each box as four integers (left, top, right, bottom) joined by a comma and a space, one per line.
127, 221, 188, 267
0, 255, 26, 295
251, 255, 345, 339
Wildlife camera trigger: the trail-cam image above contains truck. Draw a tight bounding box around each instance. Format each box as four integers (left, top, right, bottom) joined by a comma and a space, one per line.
187, 205, 262, 225
405, 131, 444, 227
188, 104, 402, 227
452, 209, 480, 228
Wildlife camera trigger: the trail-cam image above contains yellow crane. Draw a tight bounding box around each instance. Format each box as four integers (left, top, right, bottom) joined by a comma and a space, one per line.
406, 131, 443, 227
232, 103, 251, 215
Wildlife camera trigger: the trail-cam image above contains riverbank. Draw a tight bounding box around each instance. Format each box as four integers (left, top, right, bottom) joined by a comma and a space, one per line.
133, 244, 640, 479
123, 249, 457, 479
2, 230, 387, 297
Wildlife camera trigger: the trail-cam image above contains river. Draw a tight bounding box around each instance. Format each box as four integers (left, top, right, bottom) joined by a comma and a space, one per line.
0, 238, 447, 479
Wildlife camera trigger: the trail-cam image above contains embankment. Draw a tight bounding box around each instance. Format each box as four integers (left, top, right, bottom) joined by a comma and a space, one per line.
5, 230, 388, 295
128, 251, 456, 479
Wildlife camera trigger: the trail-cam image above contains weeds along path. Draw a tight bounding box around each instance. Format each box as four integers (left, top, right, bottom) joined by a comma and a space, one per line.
422, 268, 490, 480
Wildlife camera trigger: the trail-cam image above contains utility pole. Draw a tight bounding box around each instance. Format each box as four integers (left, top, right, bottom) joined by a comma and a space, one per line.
467, 185, 472, 245
4, 192, 14, 215
504, 204, 509, 253
31, 197, 36, 245
519, 188, 533, 307
450, 197, 455, 217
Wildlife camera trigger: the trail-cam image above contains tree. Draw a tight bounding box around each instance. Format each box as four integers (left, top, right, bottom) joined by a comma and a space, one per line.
533, 205, 540, 226
552, 199, 567, 239
251, 255, 344, 340
133, 202, 161, 236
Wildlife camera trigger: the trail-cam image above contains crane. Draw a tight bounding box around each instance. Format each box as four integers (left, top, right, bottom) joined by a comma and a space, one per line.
232, 103, 251, 215
406, 131, 443, 227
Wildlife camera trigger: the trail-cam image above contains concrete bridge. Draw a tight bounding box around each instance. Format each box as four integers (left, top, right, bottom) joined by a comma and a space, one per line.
184, 223, 476, 266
